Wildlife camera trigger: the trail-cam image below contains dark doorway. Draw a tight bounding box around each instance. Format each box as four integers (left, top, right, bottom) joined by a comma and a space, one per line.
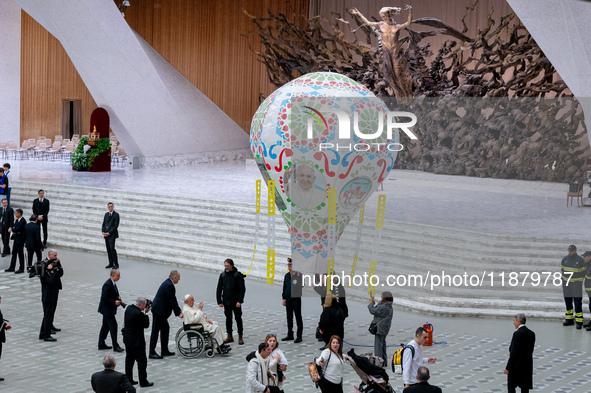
61, 99, 82, 139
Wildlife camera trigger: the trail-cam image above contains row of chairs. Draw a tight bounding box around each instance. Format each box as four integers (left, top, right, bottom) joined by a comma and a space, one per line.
0, 134, 127, 167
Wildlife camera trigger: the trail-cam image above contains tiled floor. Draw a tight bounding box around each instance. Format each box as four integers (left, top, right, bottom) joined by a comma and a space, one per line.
0, 249, 591, 392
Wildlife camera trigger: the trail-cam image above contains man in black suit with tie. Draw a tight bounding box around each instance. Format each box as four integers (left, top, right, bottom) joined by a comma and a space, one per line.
98, 269, 125, 352
91, 354, 136, 393
149, 270, 183, 359
5, 209, 25, 273
504, 313, 536, 393
25, 215, 43, 269
39, 250, 63, 341
123, 297, 153, 387
0, 199, 13, 257
0, 294, 10, 382
32, 190, 50, 248
102, 202, 120, 269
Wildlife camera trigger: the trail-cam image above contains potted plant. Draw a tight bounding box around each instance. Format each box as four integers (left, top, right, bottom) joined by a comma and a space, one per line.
71, 136, 111, 171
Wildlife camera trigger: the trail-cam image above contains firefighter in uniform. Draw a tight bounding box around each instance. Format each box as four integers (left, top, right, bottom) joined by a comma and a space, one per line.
582, 251, 591, 330
562, 245, 586, 329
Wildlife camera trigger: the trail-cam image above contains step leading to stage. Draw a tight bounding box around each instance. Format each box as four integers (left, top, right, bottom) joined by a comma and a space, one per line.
7, 180, 587, 320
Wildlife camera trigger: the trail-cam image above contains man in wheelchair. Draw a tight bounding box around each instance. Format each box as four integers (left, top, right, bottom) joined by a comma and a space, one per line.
182, 294, 231, 355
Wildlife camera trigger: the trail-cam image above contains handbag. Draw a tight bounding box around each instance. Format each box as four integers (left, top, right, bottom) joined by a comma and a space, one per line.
368, 307, 393, 335
315, 324, 323, 340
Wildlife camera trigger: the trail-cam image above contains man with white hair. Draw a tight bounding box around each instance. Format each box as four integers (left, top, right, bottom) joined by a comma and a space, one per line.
285, 165, 326, 209
183, 294, 230, 354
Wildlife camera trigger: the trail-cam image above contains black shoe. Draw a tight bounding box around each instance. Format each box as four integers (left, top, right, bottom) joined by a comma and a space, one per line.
281, 335, 294, 341
586, 326, 591, 331
98, 344, 113, 350
130, 380, 138, 385
0, 377, 4, 381
162, 351, 175, 357
294, 337, 303, 343
14, 270, 24, 274
140, 382, 154, 387
577, 324, 583, 330
105, 265, 114, 269
51, 327, 61, 332
149, 354, 163, 359
44, 337, 57, 342
563, 320, 575, 326
50, 330, 57, 335
584, 322, 591, 328
4, 269, 14, 272
1, 253, 7, 257
114, 346, 125, 352
113, 265, 119, 269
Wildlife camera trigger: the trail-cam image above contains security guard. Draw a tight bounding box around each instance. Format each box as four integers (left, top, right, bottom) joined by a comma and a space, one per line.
562, 245, 586, 329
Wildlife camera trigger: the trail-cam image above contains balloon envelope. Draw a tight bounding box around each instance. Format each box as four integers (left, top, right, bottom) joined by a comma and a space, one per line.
250, 72, 398, 274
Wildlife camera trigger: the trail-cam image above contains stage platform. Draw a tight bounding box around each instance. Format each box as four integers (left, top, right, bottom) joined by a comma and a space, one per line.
10, 158, 590, 238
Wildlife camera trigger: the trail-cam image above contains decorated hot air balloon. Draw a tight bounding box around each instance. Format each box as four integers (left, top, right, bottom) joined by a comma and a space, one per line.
250, 72, 411, 275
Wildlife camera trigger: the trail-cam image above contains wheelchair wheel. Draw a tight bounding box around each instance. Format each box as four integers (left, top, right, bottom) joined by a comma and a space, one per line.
174, 327, 184, 343
176, 330, 205, 358
205, 348, 215, 358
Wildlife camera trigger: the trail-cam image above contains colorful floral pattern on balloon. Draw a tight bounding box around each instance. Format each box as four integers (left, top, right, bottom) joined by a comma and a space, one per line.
250, 72, 398, 274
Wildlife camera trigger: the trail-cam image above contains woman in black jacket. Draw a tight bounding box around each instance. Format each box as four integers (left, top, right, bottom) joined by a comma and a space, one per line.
318, 294, 345, 345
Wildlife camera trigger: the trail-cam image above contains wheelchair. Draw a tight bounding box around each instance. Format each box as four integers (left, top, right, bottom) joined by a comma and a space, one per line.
175, 323, 220, 358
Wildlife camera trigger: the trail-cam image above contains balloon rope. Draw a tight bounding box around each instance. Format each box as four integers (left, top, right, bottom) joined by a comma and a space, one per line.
368, 195, 386, 296
245, 180, 262, 276
266, 180, 276, 284
326, 188, 336, 295
348, 205, 365, 287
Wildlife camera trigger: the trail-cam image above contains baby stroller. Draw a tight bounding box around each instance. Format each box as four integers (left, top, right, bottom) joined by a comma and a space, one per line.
346, 349, 396, 393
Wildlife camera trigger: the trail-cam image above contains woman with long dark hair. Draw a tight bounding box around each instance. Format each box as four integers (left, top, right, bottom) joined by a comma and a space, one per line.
315, 335, 345, 393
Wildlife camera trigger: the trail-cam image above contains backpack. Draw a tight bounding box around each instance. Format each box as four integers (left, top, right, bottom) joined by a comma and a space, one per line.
391, 344, 415, 374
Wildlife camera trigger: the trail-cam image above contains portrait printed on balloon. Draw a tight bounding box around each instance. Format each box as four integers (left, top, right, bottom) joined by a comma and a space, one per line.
285, 164, 327, 210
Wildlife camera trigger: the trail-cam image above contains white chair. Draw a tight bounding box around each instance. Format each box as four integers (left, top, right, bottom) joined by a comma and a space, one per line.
6, 141, 17, 159
47, 142, 62, 160
16, 140, 30, 160
0, 142, 7, 159
61, 143, 75, 162
35, 142, 47, 160
54, 135, 63, 142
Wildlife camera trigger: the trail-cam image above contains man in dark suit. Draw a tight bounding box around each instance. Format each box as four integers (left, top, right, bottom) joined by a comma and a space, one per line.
25, 215, 43, 269
0, 199, 13, 257
149, 270, 183, 359
91, 353, 136, 393
403, 366, 442, 393
102, 202, 120, 269
5, 209, 26, 273
98, 269, 124, 352
39, 250, 63, 341
123, 297, 153, 387
32, 189, 49, 248
504, 313, 536, 393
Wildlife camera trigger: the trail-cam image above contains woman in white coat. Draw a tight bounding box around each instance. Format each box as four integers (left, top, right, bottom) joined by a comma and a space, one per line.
316, 335, 345, 393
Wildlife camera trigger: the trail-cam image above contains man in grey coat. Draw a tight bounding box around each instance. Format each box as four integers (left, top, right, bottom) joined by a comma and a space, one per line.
368, 291, 393, 366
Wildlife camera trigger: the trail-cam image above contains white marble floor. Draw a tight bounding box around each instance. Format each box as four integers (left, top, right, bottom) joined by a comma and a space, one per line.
7, 158, 591, 239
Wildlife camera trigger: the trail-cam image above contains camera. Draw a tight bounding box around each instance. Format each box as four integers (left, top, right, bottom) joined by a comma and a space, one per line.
145, 298, 153, 309
28, 258, 61, 278
118, 296, 127, 308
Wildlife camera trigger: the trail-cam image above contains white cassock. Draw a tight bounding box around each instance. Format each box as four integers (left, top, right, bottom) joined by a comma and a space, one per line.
287, 183, 326, 210
182, 303, 226, 345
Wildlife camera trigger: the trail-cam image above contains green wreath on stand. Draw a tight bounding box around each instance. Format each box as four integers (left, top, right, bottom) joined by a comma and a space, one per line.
70, 136, 111, 170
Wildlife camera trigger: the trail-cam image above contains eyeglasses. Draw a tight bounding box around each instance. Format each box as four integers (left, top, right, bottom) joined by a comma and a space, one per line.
267, 334, 277, 338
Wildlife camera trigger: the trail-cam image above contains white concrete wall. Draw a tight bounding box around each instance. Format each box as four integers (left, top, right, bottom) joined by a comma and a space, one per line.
0, 0, 21, 144
13, 0, 250, 159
